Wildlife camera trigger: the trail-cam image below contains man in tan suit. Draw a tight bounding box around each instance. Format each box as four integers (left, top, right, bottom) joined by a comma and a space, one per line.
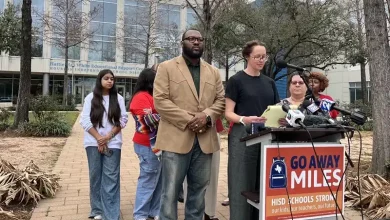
153, 29, 225, 220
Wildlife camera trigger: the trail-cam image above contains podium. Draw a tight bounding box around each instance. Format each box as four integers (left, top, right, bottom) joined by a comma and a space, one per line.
240, 127, 347, 220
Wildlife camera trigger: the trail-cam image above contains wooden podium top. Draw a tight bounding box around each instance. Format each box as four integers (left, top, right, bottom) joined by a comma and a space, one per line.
240, 127, 347, 142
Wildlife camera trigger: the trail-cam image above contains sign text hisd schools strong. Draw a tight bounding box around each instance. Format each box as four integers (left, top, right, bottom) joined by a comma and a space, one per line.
264, 145, 345, 220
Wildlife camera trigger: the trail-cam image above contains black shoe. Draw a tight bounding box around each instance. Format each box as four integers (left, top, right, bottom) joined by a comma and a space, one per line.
204, 213, 219, 220
178, 196, 184, 203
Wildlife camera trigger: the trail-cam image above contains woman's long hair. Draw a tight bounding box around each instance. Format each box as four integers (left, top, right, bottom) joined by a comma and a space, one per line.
90, 69, 121, 128
130, 68, 156, 102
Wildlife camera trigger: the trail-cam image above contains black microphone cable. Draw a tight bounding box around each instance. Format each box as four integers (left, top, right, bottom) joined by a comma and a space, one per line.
334, 125, 354, 220
336, 125, 364, 220
275, 134, 294, 220
301, 126, 346, 220
355, 129, 364, 219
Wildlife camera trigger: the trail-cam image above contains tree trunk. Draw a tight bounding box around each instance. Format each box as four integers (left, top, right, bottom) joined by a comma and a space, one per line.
144, 36, 150, 68
143, 1, 153, 69
62, 0, 69, 106
225, 54, 229, 82
356, 0, 368, 104
360, 62, 368, 103
363, 0, 390, 177
13, 0, 32, 128
203, 0, 213, 64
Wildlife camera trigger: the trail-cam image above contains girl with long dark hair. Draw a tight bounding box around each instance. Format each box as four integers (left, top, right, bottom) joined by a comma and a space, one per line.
80, 69, 128, 220
129, 68, 161, 220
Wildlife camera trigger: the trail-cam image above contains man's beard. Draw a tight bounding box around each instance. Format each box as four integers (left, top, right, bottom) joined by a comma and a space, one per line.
182, 46, 203, 59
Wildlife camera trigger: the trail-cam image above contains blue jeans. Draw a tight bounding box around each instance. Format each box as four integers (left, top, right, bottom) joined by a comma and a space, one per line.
159, 137, 212, 220
133, 143, 162, 219
86, 146, 121, 220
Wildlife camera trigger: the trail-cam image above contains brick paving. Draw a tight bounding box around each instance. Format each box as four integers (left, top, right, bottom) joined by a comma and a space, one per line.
30, 114, 364, 220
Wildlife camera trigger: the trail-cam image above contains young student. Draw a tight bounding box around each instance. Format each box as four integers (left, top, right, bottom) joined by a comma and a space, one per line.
80, 69, 128, 220
129, 68, 162, 220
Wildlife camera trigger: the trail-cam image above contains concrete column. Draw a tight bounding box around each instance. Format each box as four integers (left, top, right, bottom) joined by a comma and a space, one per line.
43, 73, 50, 95
116, 0, 124, 63
80, 0, 91, 61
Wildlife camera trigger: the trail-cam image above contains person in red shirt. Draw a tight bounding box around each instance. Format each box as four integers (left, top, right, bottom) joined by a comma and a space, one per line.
129, 68, 161, 220
308, 72, 339, 119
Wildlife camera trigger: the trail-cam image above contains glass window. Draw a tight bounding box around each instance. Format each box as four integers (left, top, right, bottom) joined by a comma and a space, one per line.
103, 23, 116, 36
89, 1, 117, 61
103, 3, 117, 23
187, 10, 198, 28
32, 36, 43, 57
0, 0, 4, 12
0, 79, 13, 102
349, 81, 371, 103
102, 41, 116, 61
124, 42, 145, 63
89, 41, 103, 61
125, 0, 138, 6
32, 0, 44, 14
169, 10, 180, 28
91, 1, 104, 22
90, 22, 103, 35
52, 43, 80, 60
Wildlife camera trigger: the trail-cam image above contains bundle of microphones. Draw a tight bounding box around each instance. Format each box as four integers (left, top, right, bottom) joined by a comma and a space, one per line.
282, 97, 367, 129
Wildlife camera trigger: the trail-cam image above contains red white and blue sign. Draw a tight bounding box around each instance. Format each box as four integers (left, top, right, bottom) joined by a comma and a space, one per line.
261, 144, 345, 220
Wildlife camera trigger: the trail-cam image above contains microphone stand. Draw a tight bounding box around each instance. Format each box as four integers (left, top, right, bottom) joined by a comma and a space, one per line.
297, 70, 316, 101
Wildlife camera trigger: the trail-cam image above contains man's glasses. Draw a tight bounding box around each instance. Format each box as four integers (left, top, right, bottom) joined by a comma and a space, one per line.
183, 37, 204, 43
291, 81, 305, 85
250, 55, 269, 61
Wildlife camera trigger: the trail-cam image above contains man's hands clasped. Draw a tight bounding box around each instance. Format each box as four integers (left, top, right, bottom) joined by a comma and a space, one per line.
188, 112, 208, 134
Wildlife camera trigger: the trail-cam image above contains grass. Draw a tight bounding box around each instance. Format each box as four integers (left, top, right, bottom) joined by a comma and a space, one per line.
7, 111, 80, 126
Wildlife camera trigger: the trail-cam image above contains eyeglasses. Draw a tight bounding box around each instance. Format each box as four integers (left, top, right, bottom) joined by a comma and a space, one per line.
250, 55, 269, 61
291, 81, 305, 85
183, 37, 204, 43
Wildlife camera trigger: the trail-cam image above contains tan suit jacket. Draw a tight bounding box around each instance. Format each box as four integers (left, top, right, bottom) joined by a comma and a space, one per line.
153, 56, 225, 154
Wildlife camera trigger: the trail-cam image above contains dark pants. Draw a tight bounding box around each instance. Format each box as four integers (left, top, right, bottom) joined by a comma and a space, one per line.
228, 124, 260, 220
159, 137, 212, 220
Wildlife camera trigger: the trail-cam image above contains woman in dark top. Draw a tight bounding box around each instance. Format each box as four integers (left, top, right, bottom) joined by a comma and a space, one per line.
225, 40, 280, 220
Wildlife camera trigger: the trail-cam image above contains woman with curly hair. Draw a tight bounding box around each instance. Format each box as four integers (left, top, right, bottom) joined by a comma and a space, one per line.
309, 72, 338, 119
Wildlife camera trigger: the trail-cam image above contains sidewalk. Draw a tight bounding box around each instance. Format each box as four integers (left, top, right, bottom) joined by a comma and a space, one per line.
30, 115, 229, 220
30, 115, 362, 220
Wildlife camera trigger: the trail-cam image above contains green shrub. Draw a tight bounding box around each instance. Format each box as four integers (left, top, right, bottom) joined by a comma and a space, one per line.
0, 108, 11, 123
0, 123, 9, 131
0, 108, 11, 131
353, 120, 373, 131
20, 96, 72, 136
6, 95, 77, 112
21, 117, 71, 137
340, 100, 372, 118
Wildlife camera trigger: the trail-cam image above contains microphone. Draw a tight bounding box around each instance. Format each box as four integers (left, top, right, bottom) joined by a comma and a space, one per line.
276, 60, 309, 75
302, 100, 321, 115
320, 99, 367, 125
282, 104, 305, 128
302, 115, 334, 126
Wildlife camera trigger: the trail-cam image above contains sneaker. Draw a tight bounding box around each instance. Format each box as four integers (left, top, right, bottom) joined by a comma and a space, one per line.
94, 215, 102, 220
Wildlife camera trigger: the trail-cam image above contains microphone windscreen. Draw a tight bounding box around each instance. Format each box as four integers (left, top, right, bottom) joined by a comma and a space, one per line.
303, 115, 331, 126
281, 104, 290, 113
276, 59, 288, 68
